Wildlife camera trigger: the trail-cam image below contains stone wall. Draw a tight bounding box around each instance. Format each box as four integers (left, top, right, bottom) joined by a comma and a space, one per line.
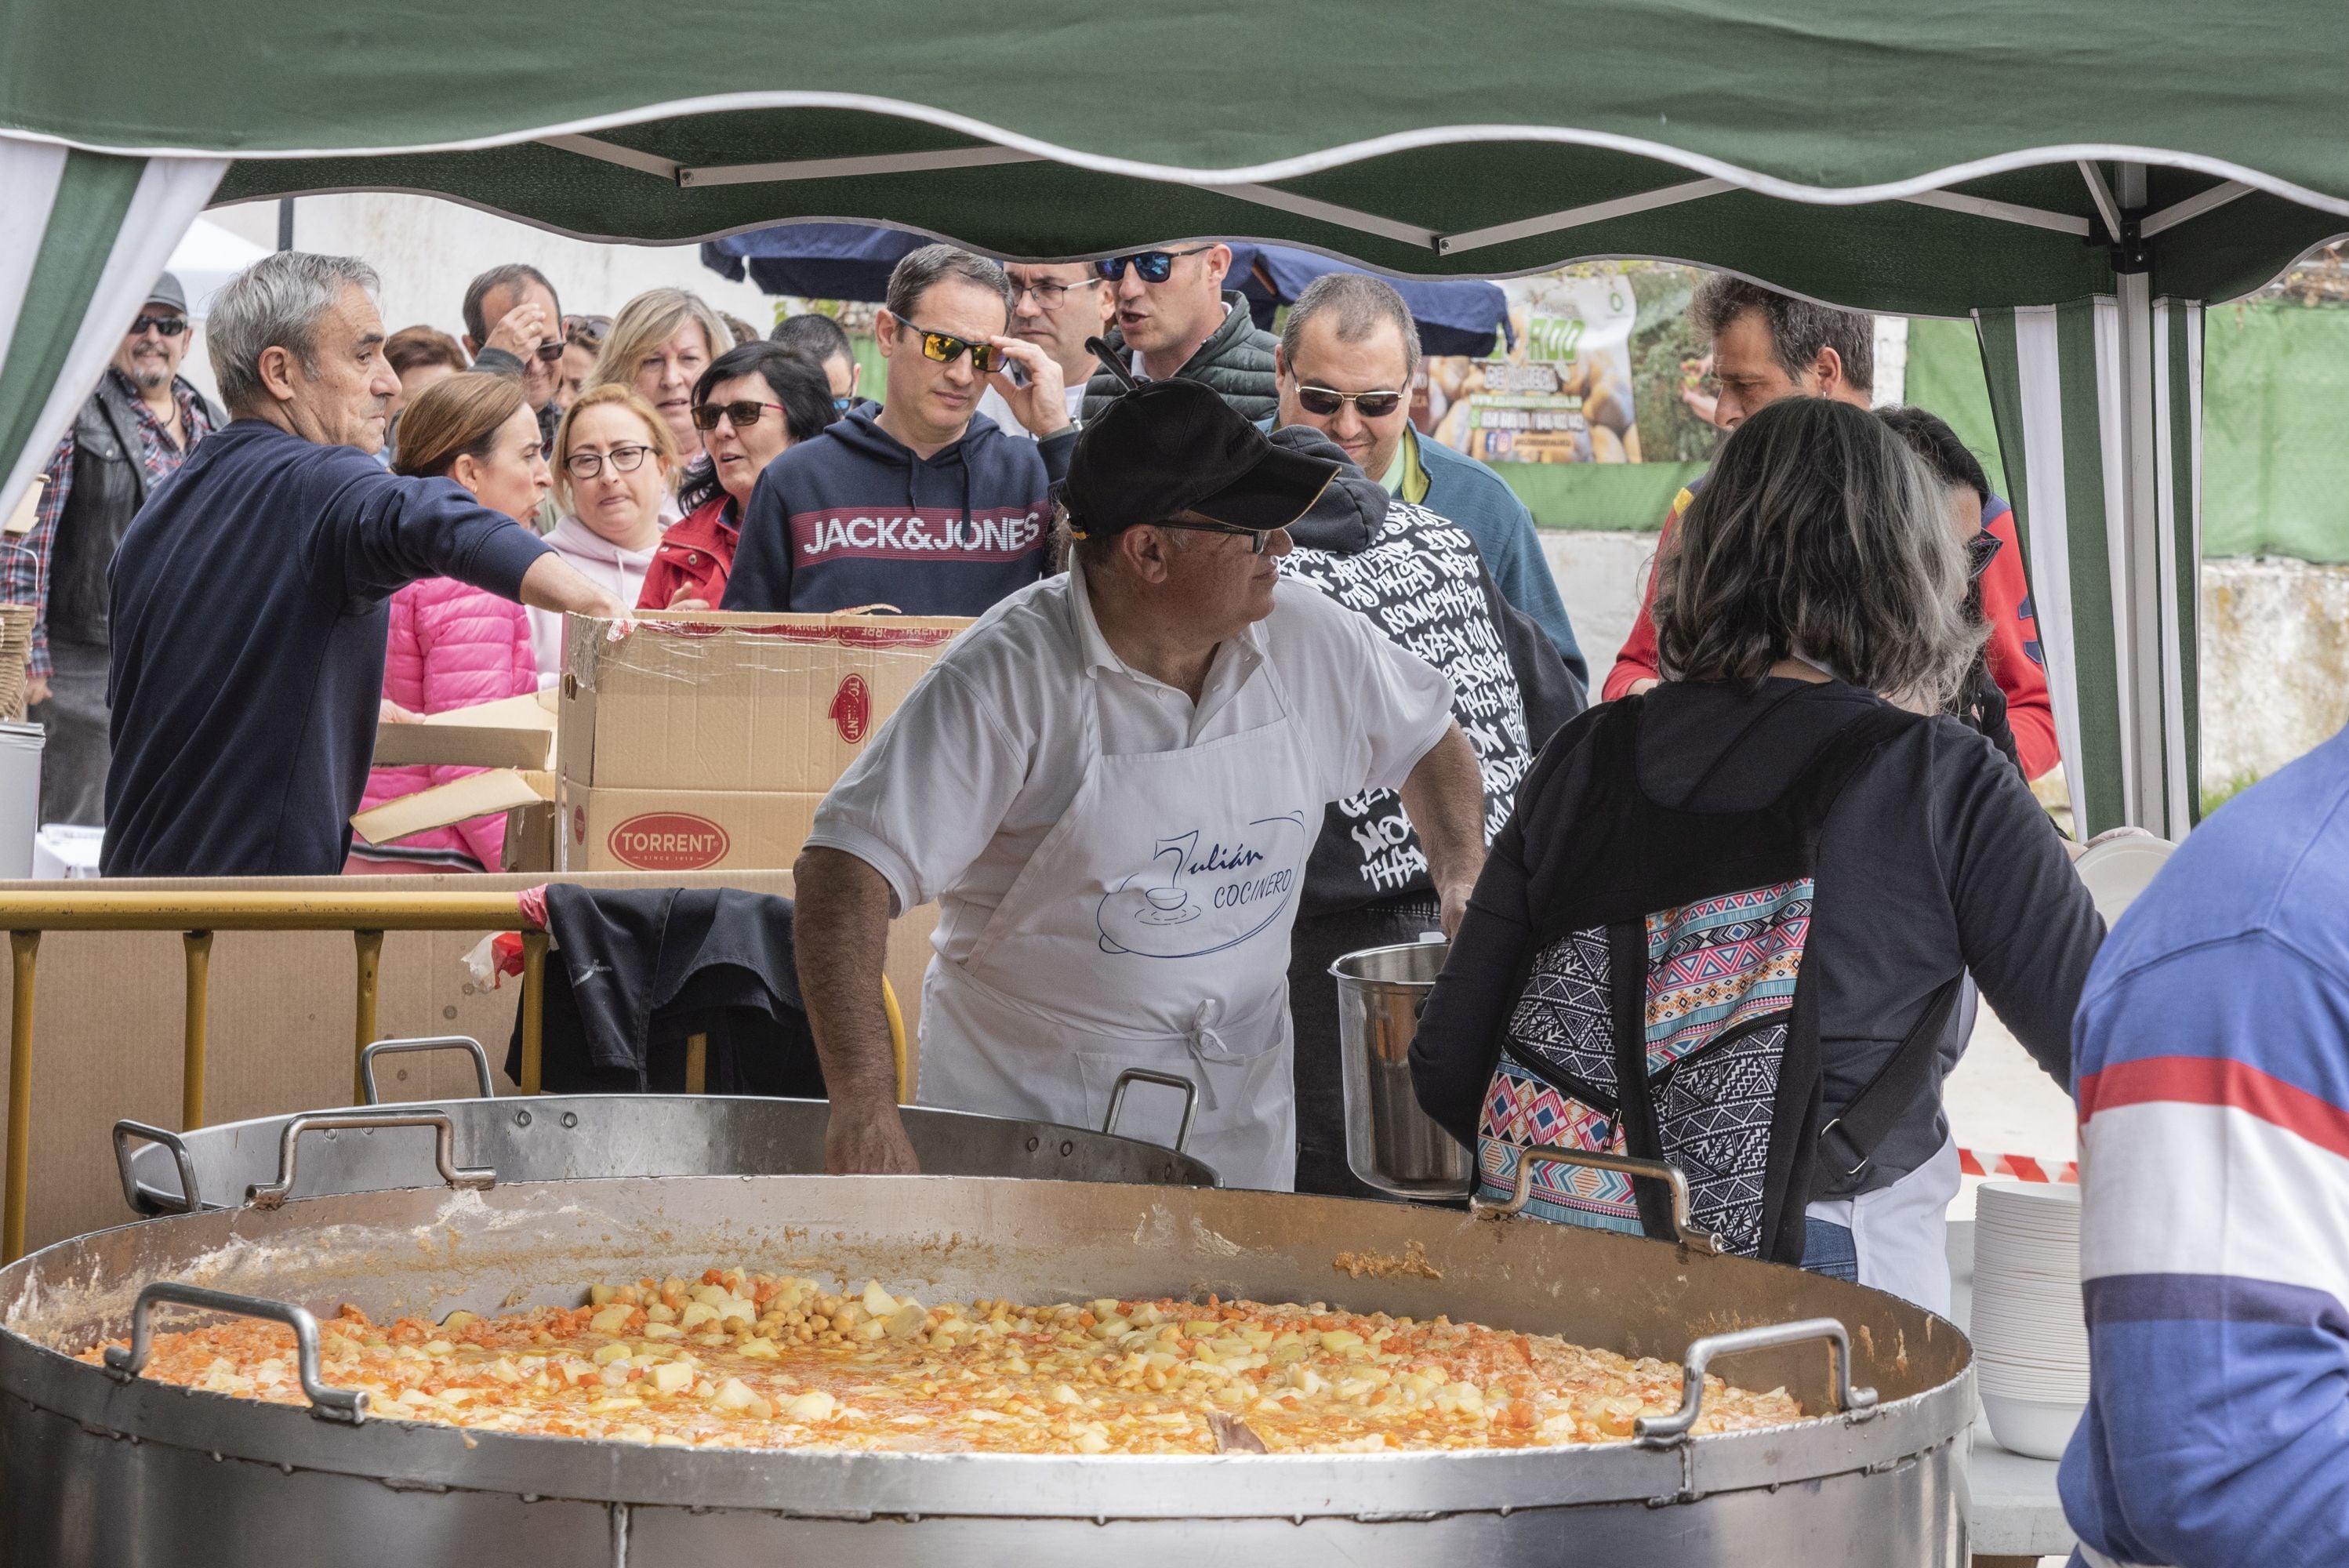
2199, 557, 2349, 788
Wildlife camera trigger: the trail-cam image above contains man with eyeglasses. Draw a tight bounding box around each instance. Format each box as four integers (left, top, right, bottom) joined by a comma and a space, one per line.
12, 273, 223, 827
975, 263, 1113, 439
1274, 271, 1586, 683
724, 245, 1076, 616
793, 376, 1487, 1184
1077, 241, 1279, 424
460, 263, 568, 446
771, 314, 863, 414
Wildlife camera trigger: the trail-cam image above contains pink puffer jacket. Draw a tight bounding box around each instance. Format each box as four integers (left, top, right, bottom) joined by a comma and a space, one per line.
357, 577, 538, 869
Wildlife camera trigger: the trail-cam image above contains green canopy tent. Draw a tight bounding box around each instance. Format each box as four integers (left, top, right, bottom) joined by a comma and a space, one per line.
6, 0, 2347, 836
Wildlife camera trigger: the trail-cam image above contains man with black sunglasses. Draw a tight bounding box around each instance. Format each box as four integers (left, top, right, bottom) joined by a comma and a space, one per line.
724, 245, 1077, 617
12, 273, 223, 826
1077, 241, 1280, 425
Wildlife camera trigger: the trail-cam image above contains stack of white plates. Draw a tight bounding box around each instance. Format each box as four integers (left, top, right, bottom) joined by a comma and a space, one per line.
1970, 1180, 2089, 1458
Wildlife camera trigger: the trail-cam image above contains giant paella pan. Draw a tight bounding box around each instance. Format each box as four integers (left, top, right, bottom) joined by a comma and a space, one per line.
0, 1110, 1974, 1566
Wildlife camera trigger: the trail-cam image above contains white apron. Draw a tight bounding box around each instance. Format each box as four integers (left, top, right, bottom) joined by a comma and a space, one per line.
917, 651, 1321, 1190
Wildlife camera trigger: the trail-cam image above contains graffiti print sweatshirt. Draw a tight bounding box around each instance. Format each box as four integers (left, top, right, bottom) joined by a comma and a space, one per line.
721, 406, 1075, 617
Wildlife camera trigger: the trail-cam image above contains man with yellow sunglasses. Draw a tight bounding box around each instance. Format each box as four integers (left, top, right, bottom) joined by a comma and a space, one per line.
724, 244, 1079, 616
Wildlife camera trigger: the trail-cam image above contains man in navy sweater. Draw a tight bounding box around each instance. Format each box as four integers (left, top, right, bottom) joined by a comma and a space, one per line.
723, 245, 1078, 616
103, 252, 624, 877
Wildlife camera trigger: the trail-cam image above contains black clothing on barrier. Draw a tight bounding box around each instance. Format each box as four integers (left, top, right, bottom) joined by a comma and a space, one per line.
504, 884, 824, 1096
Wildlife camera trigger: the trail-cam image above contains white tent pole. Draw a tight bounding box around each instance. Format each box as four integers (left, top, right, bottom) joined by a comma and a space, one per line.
2109, 163, 2173, 832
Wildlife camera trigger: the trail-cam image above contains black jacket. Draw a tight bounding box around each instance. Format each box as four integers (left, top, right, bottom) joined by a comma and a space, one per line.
53, 371, 221, 647
1081, 292, 1279, 423
503, 884, 824, 1094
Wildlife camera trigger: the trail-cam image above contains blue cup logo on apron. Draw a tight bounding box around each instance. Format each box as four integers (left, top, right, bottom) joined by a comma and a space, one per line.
1097, 815, 1309, 958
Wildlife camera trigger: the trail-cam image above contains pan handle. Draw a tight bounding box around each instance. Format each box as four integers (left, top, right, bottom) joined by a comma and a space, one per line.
1104, 1068, 1199, 1154
1634, 1317, 1878, 1446
246, 1110, 496, 1210
1472, 1143, 1724, 1254
360, 1035, 495, 1105
103, 1281, 368, 1425
113, 1120, 203, 1217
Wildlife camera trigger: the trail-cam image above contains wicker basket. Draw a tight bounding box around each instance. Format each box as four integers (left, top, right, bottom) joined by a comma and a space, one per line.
0, 604, 36, 724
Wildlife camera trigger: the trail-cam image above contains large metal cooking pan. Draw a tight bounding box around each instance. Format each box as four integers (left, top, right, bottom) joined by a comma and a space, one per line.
1, 1146, 1973, 1566
113, 1040, 1217, 1214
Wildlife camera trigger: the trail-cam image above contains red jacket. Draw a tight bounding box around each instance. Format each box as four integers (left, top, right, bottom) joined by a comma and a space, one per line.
1602, 486, 2059, 780
638, 494, 739, 611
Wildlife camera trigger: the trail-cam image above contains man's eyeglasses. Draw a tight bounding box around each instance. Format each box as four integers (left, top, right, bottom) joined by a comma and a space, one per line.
1092, 245, 1214, 285
833, 397, 855, 412
896, 321, 1007, 375
563, 444, 655, 481
692, 400, 787, 432
1296, 385, 1404, 419
1157, 519, 1280, 554
130, 314, 187, 338
1011, 278, 1095, 308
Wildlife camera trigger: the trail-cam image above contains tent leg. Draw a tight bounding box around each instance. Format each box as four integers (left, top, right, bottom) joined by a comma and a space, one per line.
2111, 165, 2185, 837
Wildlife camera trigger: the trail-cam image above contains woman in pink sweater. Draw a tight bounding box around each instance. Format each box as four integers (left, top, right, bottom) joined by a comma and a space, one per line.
350, 373, 551, 871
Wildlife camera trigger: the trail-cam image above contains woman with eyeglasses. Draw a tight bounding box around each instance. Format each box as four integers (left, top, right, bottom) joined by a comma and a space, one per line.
529, 385, 676, 674
353, 373, 549, 872
585, 289, 731, 476
1409, 397, 2102, 1312
641, 343, 837, 611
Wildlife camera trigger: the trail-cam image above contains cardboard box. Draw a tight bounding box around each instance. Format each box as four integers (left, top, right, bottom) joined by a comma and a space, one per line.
374, 690, 557, 770
557, 611, 964, 793
556, 780, 825, 873
501, 800, 556, 873
350, 769, 553, 848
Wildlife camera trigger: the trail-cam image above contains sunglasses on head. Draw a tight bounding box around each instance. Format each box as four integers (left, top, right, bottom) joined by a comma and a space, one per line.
131, 314, 187, 338
1092, 245, 1214, 284
691, 399, 787, 432
1296, 385, 1404, 419
896, 320, 1007, 375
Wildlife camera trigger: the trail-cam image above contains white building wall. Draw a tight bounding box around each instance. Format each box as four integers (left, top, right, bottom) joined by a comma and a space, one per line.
183, 194, 776, 401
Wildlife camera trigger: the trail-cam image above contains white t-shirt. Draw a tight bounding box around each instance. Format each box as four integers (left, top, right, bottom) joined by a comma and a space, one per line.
808, 560, 1454, 963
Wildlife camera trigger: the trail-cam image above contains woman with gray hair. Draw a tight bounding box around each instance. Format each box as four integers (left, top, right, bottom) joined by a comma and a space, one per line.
1410, 396, 2100, 1310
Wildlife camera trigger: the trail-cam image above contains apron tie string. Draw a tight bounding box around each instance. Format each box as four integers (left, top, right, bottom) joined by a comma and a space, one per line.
1184, 998, 1236, 1110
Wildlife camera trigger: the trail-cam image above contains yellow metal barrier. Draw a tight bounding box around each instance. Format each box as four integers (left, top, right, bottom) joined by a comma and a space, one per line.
0, 891, 906, 1263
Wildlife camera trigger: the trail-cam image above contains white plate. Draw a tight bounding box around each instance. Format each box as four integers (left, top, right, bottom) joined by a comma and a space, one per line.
2073, 833, 2177, 924
1983, 1392, 2089, 1458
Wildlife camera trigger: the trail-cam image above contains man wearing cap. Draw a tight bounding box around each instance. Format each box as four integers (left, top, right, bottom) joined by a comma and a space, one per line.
795, 379, 1490, 1186
9, 274, 223, 826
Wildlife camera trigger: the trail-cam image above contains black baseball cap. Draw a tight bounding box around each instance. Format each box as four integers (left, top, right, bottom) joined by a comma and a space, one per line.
1061, 376, 1337, 539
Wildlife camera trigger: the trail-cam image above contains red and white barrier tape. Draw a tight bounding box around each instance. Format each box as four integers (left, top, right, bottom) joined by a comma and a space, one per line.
1959, 1147, 2077, 1184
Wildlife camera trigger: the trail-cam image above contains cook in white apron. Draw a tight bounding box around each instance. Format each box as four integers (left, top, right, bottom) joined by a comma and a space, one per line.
918, 651, 1322, 1191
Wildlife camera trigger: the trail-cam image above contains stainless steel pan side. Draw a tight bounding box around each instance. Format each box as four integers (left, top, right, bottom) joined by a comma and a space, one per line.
117, 1096, 1220, 1215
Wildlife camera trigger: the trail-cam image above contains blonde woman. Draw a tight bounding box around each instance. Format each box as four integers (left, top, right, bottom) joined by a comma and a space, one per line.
533, 384, 676, 676
586, 288, 730, 466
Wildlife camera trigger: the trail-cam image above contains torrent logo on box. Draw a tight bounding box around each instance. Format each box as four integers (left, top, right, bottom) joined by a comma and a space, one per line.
608, 812, 730, 870
829, 673, 872, 743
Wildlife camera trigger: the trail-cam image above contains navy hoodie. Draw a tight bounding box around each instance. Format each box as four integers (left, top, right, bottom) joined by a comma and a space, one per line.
722, 406, 1075, 615
103, 420, 550, 878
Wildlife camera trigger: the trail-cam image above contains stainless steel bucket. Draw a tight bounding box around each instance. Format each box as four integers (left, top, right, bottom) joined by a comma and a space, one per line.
1331, 939, 1472, 1200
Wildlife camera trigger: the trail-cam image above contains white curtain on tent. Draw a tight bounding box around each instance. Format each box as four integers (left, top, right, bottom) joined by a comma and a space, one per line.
1974, 296, 2203, 840
0, 135, 223, 527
